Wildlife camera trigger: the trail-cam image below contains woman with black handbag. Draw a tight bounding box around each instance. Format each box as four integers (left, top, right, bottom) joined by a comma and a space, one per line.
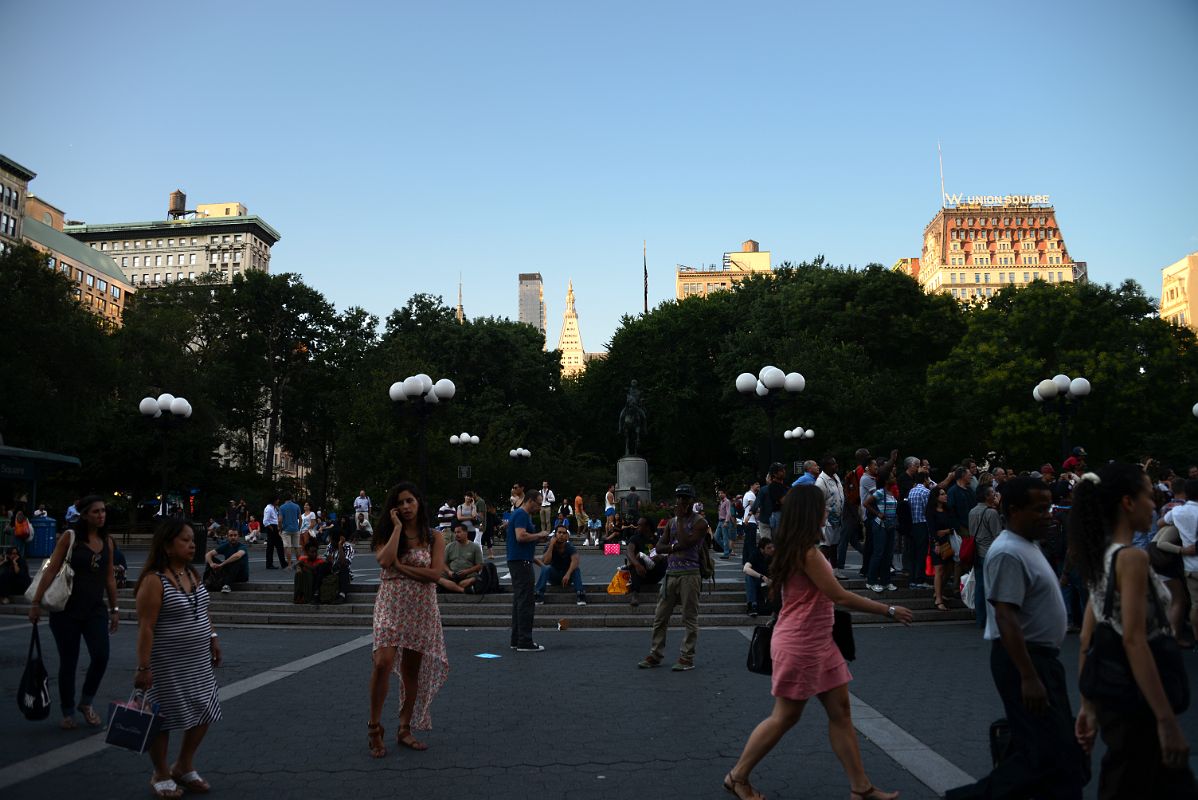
27, 495, 119, 730
724, 484, 913, 800
1071, 464, 1197, 799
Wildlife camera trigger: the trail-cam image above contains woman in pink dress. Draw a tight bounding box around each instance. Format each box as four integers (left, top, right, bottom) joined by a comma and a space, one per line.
367, 481, 449, 757
725, 484, 914, 800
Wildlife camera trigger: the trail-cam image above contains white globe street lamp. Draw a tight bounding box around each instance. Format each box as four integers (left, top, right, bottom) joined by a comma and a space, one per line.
139, 392, 192, 521
390, 373, 455, 493
736, 366, 807, 469
1032, 372, 1091, 463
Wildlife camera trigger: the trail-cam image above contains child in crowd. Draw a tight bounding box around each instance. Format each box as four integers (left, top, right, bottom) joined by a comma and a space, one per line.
294, 540, 328, 605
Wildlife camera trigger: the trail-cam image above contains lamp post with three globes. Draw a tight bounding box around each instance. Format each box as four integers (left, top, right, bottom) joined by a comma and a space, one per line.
138, 392, 192, 519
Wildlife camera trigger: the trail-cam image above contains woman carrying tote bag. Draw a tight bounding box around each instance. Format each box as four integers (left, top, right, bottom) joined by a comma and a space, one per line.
1071, 465, 1197, 799
27, 495, 120, 729
724, 485, 913, 800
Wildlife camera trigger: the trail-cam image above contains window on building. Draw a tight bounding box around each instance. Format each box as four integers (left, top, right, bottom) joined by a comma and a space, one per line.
100, 242, 107, 250
62, 264, 70, 275
950, 273, 957, 284
189, 272, 196, 280
157, 239, 164, 247
153, 255, 161, 266
210, 236, 218, 243
168, 239, 175, 246
974, 273, 981, 283
163, 273, 172, 284
167, 255, 174, 266
189, 254, 196, 265
112, 286, 120, 299
222, 252, 229, 262
86, 274, 94, 287
153, 273, 160, 283
223, 235, 230, 243
211, 253, 218, 264
233, 250, 241, 262
1023, 272, 1030, 283
143, 273, 149, 283
951, 288, 959, 298
97, 279, 107, 292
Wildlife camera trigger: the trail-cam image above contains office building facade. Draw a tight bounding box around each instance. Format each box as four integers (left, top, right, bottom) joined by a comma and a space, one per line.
518, 272, 546, 341
64, 191, 280, 289
676, 240, 771, 299
1160, 252, 1197, 331
0, 154, 36, 253
912, 196, 1086, 302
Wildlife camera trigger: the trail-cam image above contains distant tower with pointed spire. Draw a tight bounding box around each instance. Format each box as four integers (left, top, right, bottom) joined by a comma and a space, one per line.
556, 280, 588, 377
455, 275, 465, 324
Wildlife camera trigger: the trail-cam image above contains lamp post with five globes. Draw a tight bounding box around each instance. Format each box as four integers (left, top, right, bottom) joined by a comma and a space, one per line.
735, 366, 806, 470
139, 392, 192, 519
389, 374, 456, 496
1032, 373, 1091, 464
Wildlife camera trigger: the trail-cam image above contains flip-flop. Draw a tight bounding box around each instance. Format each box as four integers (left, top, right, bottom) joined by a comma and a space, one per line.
78, 705, 102, 727
171, 770, 210, 793
150, 778, 182, 798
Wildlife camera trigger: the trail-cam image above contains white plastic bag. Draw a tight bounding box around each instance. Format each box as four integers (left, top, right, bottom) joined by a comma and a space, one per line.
960, 569, 976, 610
949, 532, 963, 560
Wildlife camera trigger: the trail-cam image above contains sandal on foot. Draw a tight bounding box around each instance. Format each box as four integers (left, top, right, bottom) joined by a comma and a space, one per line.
171, 769, 210, 793
934, 601, 948, 611
850, 785, 898, 800
397, 726, 428, 751
78, 705, 102, 727
150, 777, 182, 798
60, 716, 78, 730
723, 772, 764, 800
367, 722, 386, 758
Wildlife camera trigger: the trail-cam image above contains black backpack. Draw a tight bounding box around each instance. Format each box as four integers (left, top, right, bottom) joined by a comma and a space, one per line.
18, 624, 52, 721
468, 562, 502, 595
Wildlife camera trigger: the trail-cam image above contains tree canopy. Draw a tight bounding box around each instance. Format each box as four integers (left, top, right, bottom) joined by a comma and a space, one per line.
3, 244, 1194, 520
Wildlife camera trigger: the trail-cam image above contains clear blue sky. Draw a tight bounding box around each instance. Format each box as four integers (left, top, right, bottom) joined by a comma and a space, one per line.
9, 0, 1197, 350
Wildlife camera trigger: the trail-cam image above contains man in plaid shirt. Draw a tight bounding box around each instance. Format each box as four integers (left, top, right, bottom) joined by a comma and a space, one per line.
908, 475, 931, 589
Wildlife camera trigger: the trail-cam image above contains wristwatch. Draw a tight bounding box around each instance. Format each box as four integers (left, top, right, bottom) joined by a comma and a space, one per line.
887, 606, 896, 618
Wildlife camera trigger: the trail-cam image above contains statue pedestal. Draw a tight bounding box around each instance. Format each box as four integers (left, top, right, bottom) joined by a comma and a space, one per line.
616, 457, 651, 505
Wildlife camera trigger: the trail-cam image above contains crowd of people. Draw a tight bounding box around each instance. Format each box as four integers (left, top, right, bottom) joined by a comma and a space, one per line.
6, 446, 1198, 798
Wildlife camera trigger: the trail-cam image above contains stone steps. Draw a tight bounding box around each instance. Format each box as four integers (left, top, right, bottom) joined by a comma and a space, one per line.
0, 582, 975, 628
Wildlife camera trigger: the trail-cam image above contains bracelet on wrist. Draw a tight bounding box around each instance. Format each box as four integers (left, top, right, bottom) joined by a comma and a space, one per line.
110, 607, 120, 614
210, 632, 219, 639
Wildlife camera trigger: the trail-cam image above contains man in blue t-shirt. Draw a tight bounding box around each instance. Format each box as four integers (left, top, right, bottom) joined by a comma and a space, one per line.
507, 490, 550, 651
279, 495, 301, 569
205, 528, 249, 593
535, 527, 586, 605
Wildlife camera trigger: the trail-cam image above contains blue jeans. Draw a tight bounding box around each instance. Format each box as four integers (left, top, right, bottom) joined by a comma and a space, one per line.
1060, 566, 1088, 627
866, 520, 895, 585
715, 520, 735, 556
535, 565, 584, 596
48, 611, 110, 717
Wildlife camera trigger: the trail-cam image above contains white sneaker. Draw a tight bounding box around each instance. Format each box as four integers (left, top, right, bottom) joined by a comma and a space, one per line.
885, 583, 898, 592
869, 584, 885, 593
221, 585, 231, 593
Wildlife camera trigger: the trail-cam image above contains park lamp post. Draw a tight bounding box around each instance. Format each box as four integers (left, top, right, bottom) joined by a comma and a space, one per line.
389, 374, 455, 496
735, 366, 806, 469
783, 426, 815, 468
139, 392, 192, 518
1032, 373, 1091, 463
450, 432, 480, 499
1192, 402, 1198, 420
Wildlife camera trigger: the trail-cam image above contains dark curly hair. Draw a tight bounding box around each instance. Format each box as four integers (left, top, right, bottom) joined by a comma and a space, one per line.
1068, 462, 1150, 586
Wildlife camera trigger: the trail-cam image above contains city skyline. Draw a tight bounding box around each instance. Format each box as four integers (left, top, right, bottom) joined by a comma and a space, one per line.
7, 0, 1196, 350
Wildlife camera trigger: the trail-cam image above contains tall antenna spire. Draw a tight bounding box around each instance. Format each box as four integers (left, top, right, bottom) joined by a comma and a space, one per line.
643, 239, 648, 315
938, 140, 946, 208
455, 272, 464, 324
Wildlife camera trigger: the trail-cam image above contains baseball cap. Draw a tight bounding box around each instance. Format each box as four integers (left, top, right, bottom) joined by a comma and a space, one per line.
674, 483, 696, 498
1072, 446, 1087, 457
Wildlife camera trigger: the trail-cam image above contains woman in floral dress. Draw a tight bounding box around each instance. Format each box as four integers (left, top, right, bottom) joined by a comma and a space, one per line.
367, 481, 449, 757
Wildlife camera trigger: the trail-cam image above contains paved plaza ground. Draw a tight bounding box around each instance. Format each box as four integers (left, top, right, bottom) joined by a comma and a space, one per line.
2, 614, 1198, 799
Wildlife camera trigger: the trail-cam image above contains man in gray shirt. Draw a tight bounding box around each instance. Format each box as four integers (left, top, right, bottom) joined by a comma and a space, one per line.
946, 477, 1086, 800
967, 485, 1002, 628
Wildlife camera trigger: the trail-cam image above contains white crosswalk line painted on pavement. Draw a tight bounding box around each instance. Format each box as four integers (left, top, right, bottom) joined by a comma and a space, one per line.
0, 633, 374, 791
736, 628, 974, 796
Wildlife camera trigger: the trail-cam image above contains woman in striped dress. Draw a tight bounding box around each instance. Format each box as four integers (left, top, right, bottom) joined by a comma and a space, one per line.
135, 519, 223, 799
